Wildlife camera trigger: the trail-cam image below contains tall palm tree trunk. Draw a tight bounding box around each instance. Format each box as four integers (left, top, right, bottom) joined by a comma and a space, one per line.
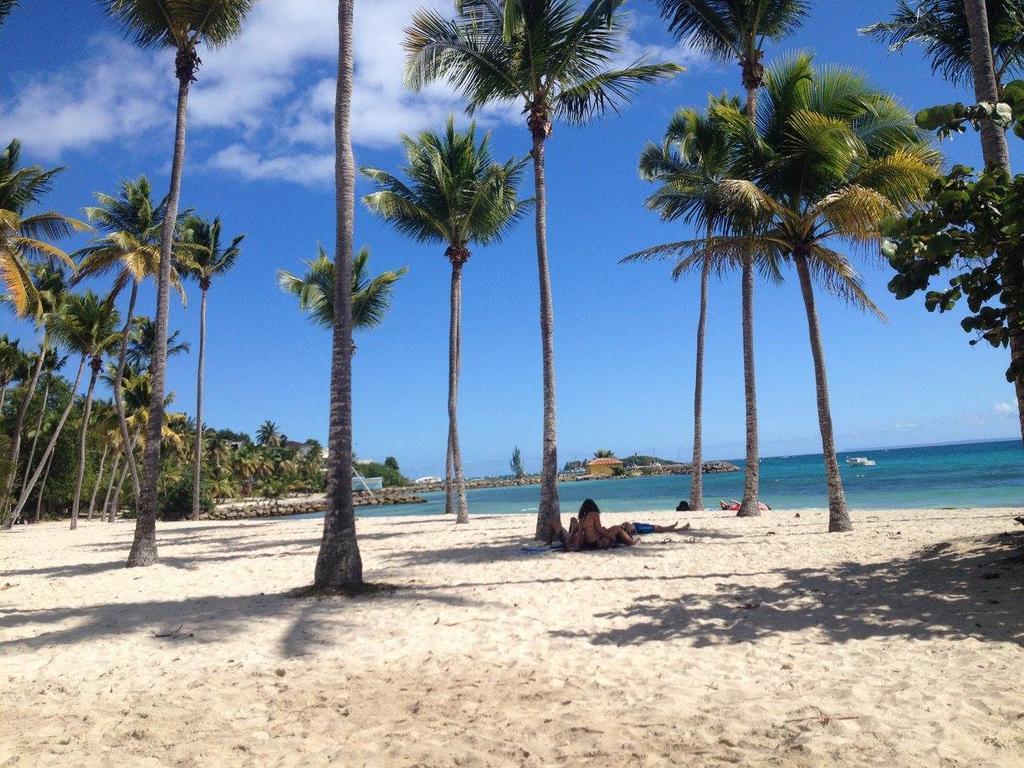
2, 334, 47, 526
737, 259, 761, 517
10, 355, 87, 525
33, 447, 56, 523
129, 60, 193, 567
88, 442, 110, 520
530, 124, 561, 540
962, 0, 1024, 444
190, 286, 208, 520
314, 0, 363, 590
448, 257, 469, 523
102, 450, 122, 523
70, 358, 101, 529
0, 386, 6, 413
445, 430, 454, 513
794, 253, 852, 532
114, 282, 142, 498
964, 0, 1011, 170
690, 255, 711, 510
110, 454, 131, 523
737, 86, 761, 518
22, 374, 51, 496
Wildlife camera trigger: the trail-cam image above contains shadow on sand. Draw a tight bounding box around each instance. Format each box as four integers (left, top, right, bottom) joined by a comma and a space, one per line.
551, 531, 1024, 647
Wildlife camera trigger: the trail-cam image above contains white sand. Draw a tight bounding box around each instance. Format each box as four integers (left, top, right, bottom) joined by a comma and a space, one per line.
1, 507, 1022, 766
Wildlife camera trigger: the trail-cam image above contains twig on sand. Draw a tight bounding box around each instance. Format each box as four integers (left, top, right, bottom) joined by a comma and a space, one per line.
154, 624, 189, 639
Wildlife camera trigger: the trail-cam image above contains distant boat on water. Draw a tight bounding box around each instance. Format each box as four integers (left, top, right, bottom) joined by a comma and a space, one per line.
846, 457, 876, 467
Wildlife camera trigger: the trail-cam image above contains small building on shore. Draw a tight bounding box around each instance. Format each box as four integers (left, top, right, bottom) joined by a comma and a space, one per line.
586, 457, 624, 477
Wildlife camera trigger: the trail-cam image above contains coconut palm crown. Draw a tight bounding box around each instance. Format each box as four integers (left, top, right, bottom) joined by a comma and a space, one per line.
861, 0, 1024, 88
278, 247, 407, 332
655, 0, 809, 102
362, 118, 529, 262
628, 55, 940, 531
0, 140, 83, 316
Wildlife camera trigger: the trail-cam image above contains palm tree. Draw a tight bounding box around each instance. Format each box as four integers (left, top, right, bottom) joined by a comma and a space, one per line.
866, 1, 1024, 441
406, 0, 681, 538
0, 140, 81, 316
653, 0, 808, 518
256, 420, 283, 448
101, 0, 255, 567
62, 293, 121, 529
279, 247, 406, 331
0, 265, 68, 527
0, 1, 16, 24
634, 98, 737, 511
0, 335, 24, 412
8, 293, 116, 525
124, 316, 189, 372
177, 214, 243, 520
862, 0, 1016, 169
630, 56, 938, 532
310, 0, 361, 591
75, 177, 179, 503
362, 118, 529, 523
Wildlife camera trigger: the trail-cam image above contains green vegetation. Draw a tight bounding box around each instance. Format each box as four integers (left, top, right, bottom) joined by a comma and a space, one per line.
510, 446, 525, 479
355, 459, 409, 489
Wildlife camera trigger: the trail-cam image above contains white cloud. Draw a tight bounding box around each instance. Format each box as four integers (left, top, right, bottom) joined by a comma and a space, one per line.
0, 36, 171, 160
207, 144, 334, 186
3, 2, 696, 183
993, 402, 1016, 417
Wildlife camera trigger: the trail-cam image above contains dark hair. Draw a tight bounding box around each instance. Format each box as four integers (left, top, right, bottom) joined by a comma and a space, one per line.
578, 499, 599, 519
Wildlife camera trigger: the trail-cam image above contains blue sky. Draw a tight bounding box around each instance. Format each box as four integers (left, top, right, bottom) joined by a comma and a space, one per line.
1, 0, 1020, 479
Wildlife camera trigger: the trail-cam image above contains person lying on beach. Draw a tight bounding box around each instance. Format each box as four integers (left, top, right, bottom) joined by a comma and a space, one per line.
621, 521, 692, 536
719, 499, 772, 512
547, 499, 637, 551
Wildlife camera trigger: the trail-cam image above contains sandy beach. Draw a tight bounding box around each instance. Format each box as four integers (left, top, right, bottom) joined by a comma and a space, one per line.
1, 507, 1022, 766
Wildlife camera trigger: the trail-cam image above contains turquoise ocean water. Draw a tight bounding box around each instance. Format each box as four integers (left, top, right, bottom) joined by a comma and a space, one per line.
297, 439, 1023, 519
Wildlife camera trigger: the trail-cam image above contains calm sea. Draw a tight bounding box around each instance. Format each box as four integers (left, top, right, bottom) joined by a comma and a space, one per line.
295, 439, 1023, 519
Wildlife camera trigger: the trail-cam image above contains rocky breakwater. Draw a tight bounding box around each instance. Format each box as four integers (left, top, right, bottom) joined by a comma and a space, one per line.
204, 490, 427, 521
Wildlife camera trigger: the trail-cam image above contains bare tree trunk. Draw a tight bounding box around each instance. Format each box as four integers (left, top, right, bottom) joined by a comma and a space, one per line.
110, 456, 131, 524
71, 358, 101, 530
962, 0, 1024, 444
795, 253, 852, 532
128, 63, 193, 567
964, 0, 1011, 170
190, 286, 208, 519
530, 126, 561, 540
737, 87, 762, 518
114, 282, 141, 499
737, 258, 761, 517
314, 0, 363, 590
0, 386, 6, 413
10, 355, 87, 525
449, 258, 469, 523
690, 255, 711, 511
445, 430, 454, 514
102, 450, 122, 523
34, 447, 56, 523
22, 374, 51, 497
2, 334, 47, 526
88, 442, 110, 521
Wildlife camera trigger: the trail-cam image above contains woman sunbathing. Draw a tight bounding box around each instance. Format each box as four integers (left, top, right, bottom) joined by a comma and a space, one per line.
548, 499, 638, 551
621, 520, 691, 536
719, 499, 772, 512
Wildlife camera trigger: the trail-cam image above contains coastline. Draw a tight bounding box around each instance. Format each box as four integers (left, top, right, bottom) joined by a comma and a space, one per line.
3, 506, 1021, 766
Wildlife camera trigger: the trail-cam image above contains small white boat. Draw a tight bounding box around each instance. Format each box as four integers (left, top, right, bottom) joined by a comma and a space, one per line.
846, 457, 876, 467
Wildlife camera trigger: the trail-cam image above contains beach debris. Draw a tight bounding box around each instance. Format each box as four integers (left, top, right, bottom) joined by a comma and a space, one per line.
275, 669, 286, 677
794, 513, 800, 518
153, 624, 193, 639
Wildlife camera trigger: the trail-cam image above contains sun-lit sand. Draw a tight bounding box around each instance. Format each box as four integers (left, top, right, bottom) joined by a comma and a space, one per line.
1, 507, 1022, 766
